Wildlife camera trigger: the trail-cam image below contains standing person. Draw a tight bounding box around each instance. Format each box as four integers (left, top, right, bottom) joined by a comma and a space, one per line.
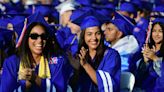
104, 19, 139, 71
134, 18, 164, 92
74, 16, 121, 92
1, 13, 72, 92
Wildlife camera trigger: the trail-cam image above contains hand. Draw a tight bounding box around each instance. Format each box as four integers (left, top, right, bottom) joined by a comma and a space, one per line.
18, 68, 34, 81
142, 44, 158, 62
78, 47, 88, 66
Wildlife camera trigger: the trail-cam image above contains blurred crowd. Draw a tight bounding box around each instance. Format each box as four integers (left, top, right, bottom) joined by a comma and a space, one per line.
0, 0, 164, 92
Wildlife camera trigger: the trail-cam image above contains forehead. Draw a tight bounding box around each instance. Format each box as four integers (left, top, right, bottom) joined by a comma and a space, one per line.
106, 23, 117, 28
85, 26, 100, 33
30, 25, 46, 33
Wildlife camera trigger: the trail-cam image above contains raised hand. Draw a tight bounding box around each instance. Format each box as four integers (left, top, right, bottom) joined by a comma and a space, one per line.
78, 47, 88, 66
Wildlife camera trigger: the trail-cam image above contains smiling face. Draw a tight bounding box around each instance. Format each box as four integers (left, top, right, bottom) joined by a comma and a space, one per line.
152, 23, 163, 45
84, 26, 101, 50
28, 25, 47, 56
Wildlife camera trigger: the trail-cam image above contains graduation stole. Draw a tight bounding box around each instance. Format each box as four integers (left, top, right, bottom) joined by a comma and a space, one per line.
19, 56, 51, 79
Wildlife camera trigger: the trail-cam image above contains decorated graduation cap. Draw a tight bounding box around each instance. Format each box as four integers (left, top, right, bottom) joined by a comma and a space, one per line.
0, 28, 14, 49
151, 5, 164, 18
80, 16, 100, 30
55, 0, 76, 15
15, 12, 54, 48
110, 19, 131, 36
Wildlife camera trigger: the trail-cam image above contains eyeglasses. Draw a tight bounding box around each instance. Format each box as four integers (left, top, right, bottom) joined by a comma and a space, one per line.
29, 33, 48, 40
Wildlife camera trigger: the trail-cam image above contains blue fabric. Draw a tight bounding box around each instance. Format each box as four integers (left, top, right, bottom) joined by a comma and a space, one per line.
0, 28, 14, 49
80, 16, 100, 30
0, 54, 72, 92
75, 48, 121, 92
110, 19, 131, 36
114, 12, 135, 35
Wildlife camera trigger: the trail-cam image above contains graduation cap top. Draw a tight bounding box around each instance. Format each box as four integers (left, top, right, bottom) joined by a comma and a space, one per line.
80, 16, 100, 30
15, 12, 54, 48
70, 7, 111, 27
110, 19, 131, 36
55, 0, 76, 15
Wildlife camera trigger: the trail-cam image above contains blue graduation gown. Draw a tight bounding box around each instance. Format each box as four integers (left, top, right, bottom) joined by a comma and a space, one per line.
1, 55, 72, 92
75, 48, 121, 92
134, 52, 162, 92
154, 58, 164, 92
56, 26, 78, 56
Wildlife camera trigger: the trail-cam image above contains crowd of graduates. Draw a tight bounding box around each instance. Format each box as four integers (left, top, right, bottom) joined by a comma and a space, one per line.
0, 0, 164, 92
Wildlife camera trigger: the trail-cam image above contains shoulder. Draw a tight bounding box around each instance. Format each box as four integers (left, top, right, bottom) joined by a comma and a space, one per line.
3, 55, 20, 66
104, 47, 120, 57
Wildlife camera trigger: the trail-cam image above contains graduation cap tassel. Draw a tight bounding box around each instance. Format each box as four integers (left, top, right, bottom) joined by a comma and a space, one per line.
16, 18, 27, 48
145, 20, 153, 44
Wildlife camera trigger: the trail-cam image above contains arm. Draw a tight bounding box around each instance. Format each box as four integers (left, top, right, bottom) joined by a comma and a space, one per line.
79, 47, 97, 85
96, 49, 121, 92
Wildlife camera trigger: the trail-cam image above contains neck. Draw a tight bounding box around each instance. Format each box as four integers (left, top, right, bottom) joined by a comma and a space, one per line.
89, 49, 96, 59
32, 54, 42, 65
155, 43, 161, 52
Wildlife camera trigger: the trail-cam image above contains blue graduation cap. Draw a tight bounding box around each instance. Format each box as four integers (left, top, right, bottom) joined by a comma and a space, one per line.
114, 12, 135, 35
110, 19, 131, 36
0, 28, 14, 49
0, 19, 10, 29
70, 8, 92, 26
14, 12, 54, 48
119, 2, 137, 17
35, 4, 54, 17
153, 18, 164, 24
80, 16, 100, 30
151, 5, 164, 18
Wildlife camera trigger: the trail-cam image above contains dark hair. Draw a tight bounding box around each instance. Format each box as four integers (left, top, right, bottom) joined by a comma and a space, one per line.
78, 26, 106, 69
149, 22, 164, 57
17, 22, 62, 68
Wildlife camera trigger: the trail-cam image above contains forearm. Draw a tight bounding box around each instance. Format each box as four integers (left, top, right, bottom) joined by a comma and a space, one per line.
82, 63, 97, 85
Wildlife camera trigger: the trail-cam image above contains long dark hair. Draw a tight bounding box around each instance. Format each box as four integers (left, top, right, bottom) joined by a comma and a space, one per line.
17, 22, 62, 68
149, 22, 164, 57
78, 26, 106, 69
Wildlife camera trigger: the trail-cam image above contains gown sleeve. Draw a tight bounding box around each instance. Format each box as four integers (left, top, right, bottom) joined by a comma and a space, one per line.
96, 48, 121, 92
1, 55, 20, 92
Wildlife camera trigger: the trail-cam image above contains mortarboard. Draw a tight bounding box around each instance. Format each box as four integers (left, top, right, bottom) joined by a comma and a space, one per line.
153, 18, 164, 24
119, 2, 137, 17
34, 4, 54, 17
114, 12, 135, 35
110, 19, 131, 36
70, 8, 92, 26
55, 0, 76, 16
14, 12, 54, 48
80, 16, 100, 30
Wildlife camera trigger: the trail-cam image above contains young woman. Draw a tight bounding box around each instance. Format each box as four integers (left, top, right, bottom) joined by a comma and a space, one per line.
134, 18, 164, 92
1, 13, 72, 92
73, 16, 121, 92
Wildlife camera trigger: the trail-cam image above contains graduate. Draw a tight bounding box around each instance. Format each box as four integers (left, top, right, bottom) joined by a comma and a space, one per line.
73, 16, 121, 92
104, 19, 139, 71
133, 18, 164, 92
1, 12, 72, 92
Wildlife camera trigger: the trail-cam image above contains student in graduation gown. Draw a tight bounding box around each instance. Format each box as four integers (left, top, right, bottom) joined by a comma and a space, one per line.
0, 13, 72, 92
73, 16, 121, 92
134, 18, 164, 92
104, 19, 139, 71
